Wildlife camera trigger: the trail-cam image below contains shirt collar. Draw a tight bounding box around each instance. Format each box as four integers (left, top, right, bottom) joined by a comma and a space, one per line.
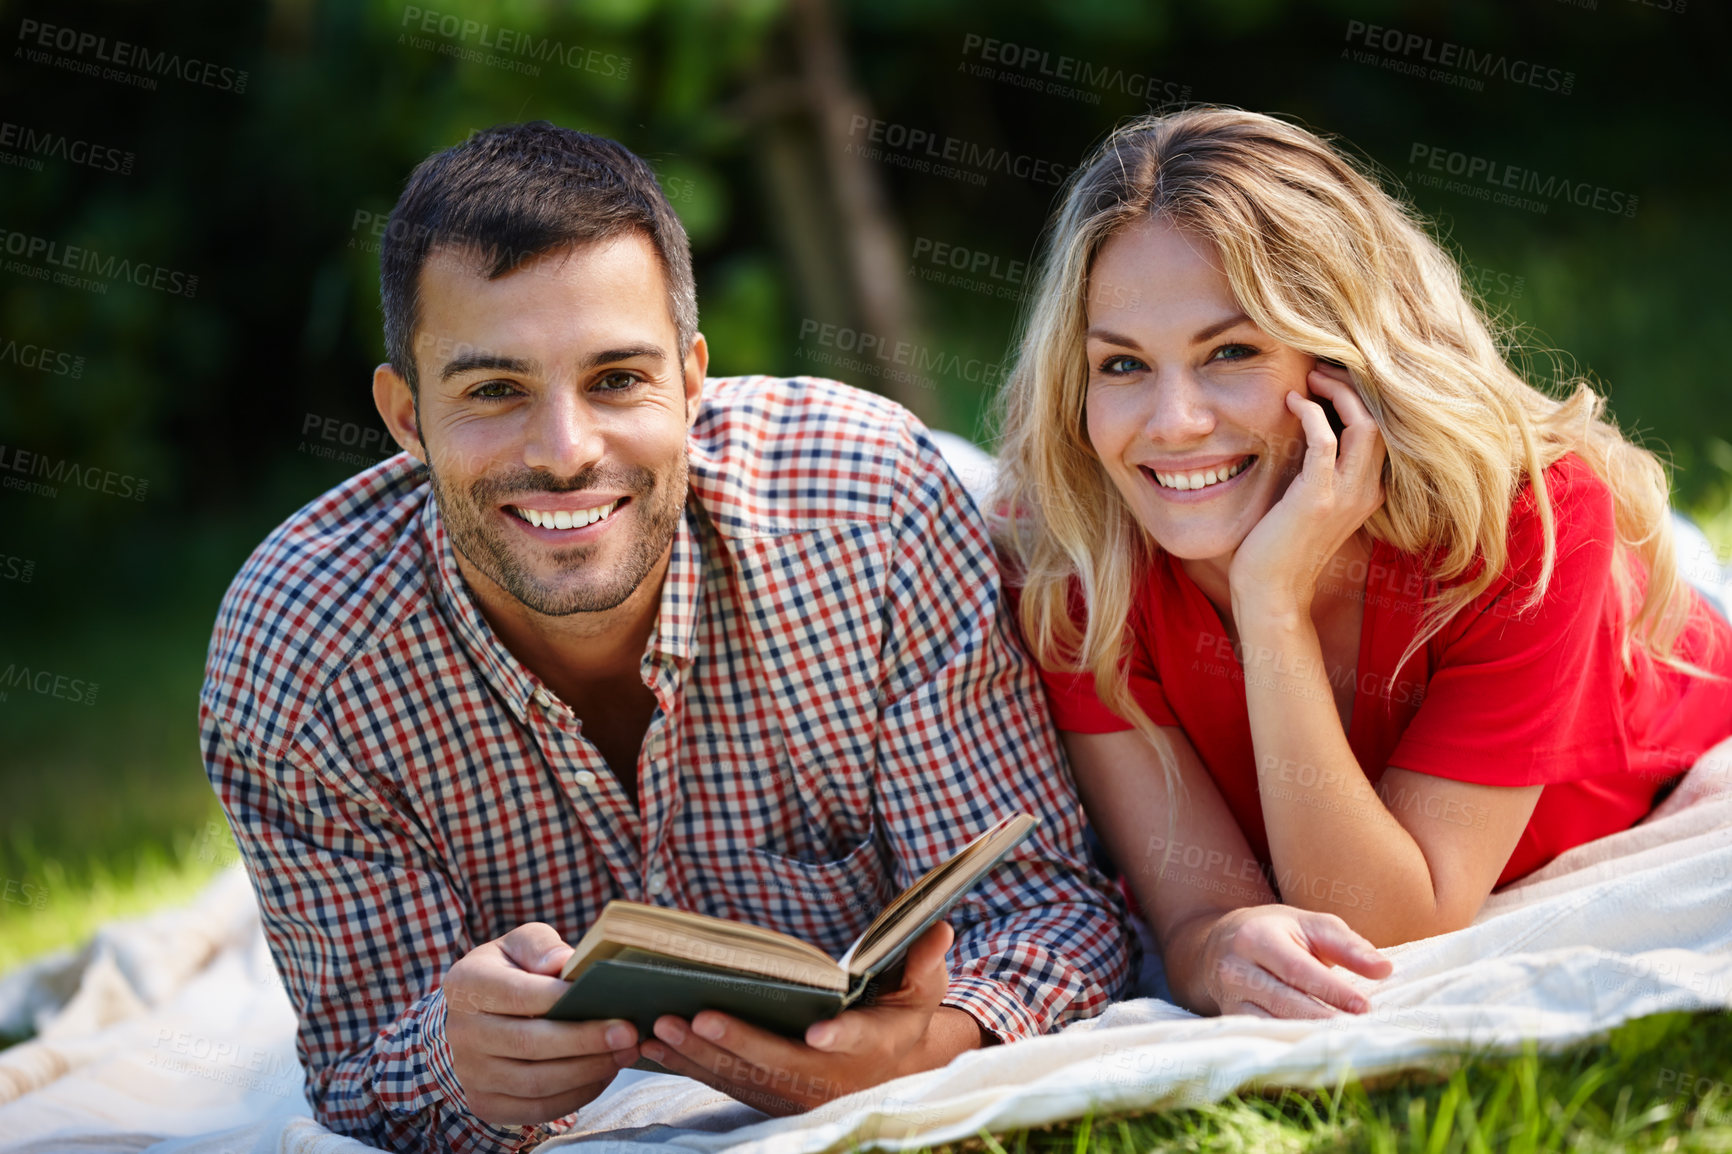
422, 489, 703, 720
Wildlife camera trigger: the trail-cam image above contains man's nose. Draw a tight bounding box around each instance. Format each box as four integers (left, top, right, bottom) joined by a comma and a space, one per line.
1143, 371, 1216, 443
522, 388, 605, 477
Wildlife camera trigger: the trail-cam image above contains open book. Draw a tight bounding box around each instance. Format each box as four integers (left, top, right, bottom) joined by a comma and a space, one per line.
544, 814, 1037, 1037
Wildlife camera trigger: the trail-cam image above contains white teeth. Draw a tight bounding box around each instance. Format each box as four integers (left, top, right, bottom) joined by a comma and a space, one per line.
1153, 458, 1250, 491
514, 499, 621, 530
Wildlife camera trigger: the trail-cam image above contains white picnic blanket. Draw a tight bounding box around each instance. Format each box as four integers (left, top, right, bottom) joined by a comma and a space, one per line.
3, 740, 1730, 1154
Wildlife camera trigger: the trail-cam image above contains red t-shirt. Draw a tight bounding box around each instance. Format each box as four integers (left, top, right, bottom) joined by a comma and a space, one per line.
1037, 453, 1732, 887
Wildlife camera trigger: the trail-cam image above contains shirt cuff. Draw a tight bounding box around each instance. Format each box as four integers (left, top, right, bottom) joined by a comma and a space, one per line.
422, 987, 556, 1153
940, 976, 1043, 1044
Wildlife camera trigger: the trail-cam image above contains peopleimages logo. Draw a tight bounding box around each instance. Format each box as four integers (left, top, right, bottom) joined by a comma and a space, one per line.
958, 34, 1191, 106
845, 116, 1069, 188
0, 334, 85, 378
0, 229, 198, 297
1406, 143, 1638, 218
0, 121, 135, 175
398, 7, 631, 78
0, 444, 149, 501
16, 19, 249, 93
1343, 20, 1574, 95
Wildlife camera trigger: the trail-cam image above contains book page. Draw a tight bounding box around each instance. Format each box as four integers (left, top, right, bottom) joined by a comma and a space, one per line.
560, 901, 848, 991
840, 814, 1037, 976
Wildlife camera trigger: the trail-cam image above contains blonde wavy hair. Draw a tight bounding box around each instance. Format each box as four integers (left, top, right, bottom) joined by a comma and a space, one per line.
991, 107, 1702, 789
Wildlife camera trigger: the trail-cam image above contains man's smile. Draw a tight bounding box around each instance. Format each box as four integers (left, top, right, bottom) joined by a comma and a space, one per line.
503, 496, 629, 536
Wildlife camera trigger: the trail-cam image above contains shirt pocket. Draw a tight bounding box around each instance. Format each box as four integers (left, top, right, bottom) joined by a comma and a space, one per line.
722, 824, 899, 958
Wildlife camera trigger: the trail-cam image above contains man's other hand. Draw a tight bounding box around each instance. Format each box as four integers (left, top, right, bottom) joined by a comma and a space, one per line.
441, 922, 640, 1126
638, 921, 985, 1115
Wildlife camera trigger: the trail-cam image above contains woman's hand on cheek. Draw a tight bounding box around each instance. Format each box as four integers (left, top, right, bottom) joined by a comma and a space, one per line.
1228, 367, 1386, 616
1202, 905, 1392, 1018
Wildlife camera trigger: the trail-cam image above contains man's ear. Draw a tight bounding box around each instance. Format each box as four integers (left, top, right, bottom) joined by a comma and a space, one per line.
373, 362, 428, 465
681, 332, 709, 429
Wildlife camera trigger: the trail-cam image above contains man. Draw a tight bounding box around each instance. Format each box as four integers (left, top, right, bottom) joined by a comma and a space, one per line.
199, 122, 1129, 1154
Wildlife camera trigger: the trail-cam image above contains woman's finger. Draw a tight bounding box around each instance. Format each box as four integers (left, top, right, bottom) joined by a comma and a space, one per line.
1225, 961, 1339, 1020
1251, 932, 1372, 1014
1301, 914, 1395, 981
1249, 982, 1340, 1020
1285, 391, 1340, 488
1307, 370, 1386, 496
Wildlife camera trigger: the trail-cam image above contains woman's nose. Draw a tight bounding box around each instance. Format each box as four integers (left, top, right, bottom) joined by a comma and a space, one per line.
1142, 372, 1216, 443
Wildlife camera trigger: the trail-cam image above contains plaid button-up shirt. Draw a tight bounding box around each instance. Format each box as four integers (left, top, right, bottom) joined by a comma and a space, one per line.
200, 375, 1131, 1154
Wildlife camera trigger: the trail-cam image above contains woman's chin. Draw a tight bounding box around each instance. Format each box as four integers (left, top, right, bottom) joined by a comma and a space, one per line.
1130, 519, 1246, 565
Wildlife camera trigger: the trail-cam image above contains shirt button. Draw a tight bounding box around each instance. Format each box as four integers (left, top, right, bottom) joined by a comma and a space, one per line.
533, 688, 554, 709
573, 770, 597, 788
647, 871, 667, 896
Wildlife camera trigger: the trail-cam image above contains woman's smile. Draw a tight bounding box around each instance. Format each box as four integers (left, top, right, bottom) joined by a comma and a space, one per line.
1142, 454, 1257, 495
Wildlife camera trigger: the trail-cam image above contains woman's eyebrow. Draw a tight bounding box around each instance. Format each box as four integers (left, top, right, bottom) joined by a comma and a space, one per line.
1084, 327, 1143, 349
1191, 311, 1252, 344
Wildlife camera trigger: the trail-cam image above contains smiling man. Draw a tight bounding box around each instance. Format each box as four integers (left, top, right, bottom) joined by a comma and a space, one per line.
198, 122, 1129, 1154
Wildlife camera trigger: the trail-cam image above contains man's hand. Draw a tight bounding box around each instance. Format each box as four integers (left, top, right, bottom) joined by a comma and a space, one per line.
442, 923, 641, 1126
638, 921, 983, 1115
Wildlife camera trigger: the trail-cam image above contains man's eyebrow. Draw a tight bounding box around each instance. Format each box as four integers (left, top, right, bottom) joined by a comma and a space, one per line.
437, 345, 667, 382
440, 352, 539, 382
581, 345, 666, 370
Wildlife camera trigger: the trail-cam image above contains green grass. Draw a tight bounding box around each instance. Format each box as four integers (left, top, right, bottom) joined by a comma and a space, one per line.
955, 1011, 1732, 1154
0, 542, 236, 979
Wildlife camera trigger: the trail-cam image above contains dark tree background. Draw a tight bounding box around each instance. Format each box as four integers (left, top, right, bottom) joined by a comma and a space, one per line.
1, 0, 1727, 940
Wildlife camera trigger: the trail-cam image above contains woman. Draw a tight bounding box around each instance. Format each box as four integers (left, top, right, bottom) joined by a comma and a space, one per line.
991, 108, 1732, 1020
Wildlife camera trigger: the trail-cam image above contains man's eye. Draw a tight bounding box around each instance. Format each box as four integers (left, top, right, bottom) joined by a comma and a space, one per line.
595, 371, 640, 392
1210, 343, 1258, 362
1097, 354, 1146, 375
471, 380, 519, 401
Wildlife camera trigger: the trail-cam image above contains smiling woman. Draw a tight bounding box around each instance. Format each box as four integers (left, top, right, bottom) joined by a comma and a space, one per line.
989, 107, 1732, 1021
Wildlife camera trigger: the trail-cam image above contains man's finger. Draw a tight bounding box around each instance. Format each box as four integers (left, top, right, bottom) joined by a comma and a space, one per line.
481, 1051, 638, 1100
643, 1017, 806, 1115
471, 1014, 639, 1061
446, 967, 581, 1018
681, 1011, 837, 1097
497, 922, 576, 975
807, 922, 952, 1052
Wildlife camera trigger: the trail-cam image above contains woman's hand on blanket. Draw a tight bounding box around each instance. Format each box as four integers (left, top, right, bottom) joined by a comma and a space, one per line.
1201, 905, 1392, 1018
441, 922, 643, 1127
639, 920, 984, 1115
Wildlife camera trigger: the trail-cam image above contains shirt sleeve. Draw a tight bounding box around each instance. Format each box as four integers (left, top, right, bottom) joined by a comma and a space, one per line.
871, 428, 1134, 1041
1389, 461, 1628, 787
199, 706, 559, 1154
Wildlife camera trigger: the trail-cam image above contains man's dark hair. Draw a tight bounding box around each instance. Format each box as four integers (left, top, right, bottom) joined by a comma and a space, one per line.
379, 121, 698, 390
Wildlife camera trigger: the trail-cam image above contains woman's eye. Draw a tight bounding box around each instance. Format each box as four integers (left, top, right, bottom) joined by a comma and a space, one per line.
1097, 354, 1146, 375
1209, 343, 1258, 362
